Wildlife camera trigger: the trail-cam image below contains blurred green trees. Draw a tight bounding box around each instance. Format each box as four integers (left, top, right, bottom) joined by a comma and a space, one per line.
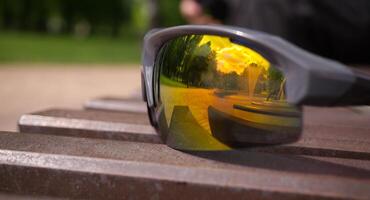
159, 35, 217, 88
0, 0, 184, 37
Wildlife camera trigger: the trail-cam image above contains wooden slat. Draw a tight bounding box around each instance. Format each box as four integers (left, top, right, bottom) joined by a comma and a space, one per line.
0, 193, 63, 200
18, 109, 160, 144
18, 104, 370, 160
0, 132, 370, 200
304, 106, 370, 129
84, 97, 147, 113
7, 68, 370, 200
35, 108, 150, 125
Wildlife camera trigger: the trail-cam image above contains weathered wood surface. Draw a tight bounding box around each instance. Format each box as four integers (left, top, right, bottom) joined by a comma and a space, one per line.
19, 103, 370, 159
6, 97, 370, 199
18, 109, 160, 143
1, 132, 370, 200
84, 97, 146, 113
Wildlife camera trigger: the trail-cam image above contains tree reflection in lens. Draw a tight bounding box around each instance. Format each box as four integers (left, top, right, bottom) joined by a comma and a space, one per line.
157, 35, 302, 150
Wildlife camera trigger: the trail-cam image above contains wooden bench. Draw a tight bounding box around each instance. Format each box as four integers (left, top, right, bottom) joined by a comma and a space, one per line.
0, 97, 369, 199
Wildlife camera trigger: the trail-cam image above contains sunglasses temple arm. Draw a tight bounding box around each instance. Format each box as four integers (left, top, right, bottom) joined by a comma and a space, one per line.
335, 70, 370, 106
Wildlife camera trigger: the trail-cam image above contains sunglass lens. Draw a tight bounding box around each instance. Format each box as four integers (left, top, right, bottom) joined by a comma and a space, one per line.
155, 35, 302, 150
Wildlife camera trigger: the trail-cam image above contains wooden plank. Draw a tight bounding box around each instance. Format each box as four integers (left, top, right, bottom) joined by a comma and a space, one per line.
0, 193, 63, 200
0, 132, 369, 200
304, 106, 370, 129
84, 97, 147, 113
18, 109, 160, 144
34, 108, 150, 125
264, 106, 370, 159
18, 106, 370, 160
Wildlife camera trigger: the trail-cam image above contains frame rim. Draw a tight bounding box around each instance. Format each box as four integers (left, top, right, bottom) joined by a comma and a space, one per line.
141, 25, 356, 125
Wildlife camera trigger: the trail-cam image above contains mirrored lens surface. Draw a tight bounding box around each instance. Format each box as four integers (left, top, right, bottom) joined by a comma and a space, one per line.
156, 35, 302, 150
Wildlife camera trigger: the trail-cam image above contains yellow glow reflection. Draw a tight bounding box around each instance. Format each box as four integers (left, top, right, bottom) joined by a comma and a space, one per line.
158, 34, 301, 150
199, 35, 270, 75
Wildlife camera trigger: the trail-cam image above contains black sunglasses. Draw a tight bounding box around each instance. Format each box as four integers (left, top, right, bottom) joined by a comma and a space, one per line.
141, 25, 370, 150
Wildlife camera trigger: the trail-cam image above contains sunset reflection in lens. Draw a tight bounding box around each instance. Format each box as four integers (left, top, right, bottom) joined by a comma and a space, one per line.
156, 35, 302, 150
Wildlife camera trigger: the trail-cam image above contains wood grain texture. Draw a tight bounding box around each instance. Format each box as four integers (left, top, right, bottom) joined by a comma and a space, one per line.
0, 132, 370, 200
18, 105, 370, 160
18, 109, 159, 143
84, 97, 146, 113
13, 97, 370, 199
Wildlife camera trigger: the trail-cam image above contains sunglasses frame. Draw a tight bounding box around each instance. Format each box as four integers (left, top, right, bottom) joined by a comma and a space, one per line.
141, 25, 369, 128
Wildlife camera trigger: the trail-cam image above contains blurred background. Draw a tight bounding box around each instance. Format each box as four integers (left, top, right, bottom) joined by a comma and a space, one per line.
0, 0, 185, 63
1, 0, 369, 64
0, 0, 369, 131
0, 0, 187, 131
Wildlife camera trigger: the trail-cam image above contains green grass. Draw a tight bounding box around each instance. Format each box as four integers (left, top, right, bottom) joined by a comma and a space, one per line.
160, 75, 187, 88
0, 32, 142, 64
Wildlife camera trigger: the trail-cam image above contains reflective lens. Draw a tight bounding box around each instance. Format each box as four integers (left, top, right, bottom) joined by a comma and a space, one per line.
155, 35, 302, 150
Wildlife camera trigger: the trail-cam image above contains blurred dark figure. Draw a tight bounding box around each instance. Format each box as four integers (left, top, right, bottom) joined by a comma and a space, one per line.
180, 0, 370, 64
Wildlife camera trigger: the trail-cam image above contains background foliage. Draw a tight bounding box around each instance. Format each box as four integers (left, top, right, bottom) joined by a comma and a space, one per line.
0, 0, 184, 35
0, 0, 184, 63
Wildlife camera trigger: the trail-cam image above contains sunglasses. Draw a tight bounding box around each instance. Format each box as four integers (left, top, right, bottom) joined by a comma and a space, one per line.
141, 25, 370, 150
